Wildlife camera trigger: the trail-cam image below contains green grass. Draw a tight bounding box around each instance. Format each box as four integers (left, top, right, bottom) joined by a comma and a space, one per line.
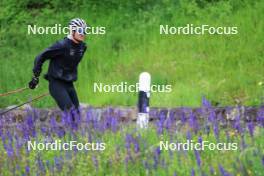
0, 0, 264, 108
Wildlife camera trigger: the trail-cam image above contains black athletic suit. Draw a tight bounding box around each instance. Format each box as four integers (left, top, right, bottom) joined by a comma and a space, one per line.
33, 37, 87, 111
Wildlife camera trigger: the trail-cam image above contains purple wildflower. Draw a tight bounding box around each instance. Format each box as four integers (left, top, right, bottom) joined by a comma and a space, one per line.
202, 96, 211, 108
125, 134, 133, 150
198, 136, 203, 144
86, 107, 93, 124
189, 112, 199, 133
165, 115, 172, 130
218, 164, 231, 176
186, 131, 192, 141
218, 113, 226, 125
152, 147, 162, 169
173, 171, 177, 176
134, 139, 140, 153
54, 157, 63, 171
156, 111, 167, 134
213, 122, 219, 140
156, 120, 163, 134
26, 114, 34, 127
181, 110, 187, 124
0, 128, 3, 138
208, 110, 216, 123
155, 147, 161, 156
92, 155, 98, 170
256, 106, 264, 127
194, 150, 201, 167
37, 156, 46, 174
15, 134, 22, 156
50, 116, 57, 128
247, 122, 254, 137
210, 166, 215, 175
56, 127, 65, 138
25, 165, 30, 174
111, 116, 118, 132
41, 126, 48, 134
6, 130, 13, 143
191, 168, 195, 176
4, 142, 14, 158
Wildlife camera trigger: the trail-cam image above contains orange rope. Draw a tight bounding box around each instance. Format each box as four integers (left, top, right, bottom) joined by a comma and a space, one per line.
0, 87, 28, 97
0, 92, 49, 115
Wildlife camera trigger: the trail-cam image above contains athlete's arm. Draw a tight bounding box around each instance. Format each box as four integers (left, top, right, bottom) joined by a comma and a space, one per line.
33, 41, 64, 77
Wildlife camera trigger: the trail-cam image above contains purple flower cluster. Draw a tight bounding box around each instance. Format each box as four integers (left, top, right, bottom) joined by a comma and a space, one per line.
0, 97, 262, 175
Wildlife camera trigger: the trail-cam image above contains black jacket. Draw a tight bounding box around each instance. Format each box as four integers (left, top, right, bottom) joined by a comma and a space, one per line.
33, 37, 87, 82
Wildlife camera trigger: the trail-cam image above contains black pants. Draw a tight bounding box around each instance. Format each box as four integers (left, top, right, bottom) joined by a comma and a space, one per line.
48, 77, 79, 111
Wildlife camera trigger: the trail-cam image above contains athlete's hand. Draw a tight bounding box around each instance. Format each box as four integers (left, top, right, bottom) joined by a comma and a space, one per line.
28, 77, 39, 89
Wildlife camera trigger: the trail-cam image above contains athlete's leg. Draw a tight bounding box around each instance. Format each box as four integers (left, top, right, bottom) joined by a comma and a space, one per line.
48, 79, 73, 111
67, 83, 81, 128
68, 83, 80, 110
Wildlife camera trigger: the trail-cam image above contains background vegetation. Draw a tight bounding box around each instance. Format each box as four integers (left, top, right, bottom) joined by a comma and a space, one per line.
0, 0, 263, 108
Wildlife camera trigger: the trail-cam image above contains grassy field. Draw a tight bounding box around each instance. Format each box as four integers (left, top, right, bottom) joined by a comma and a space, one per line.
0, 0, 264, 108
0, 1, 263, 176
0, 106, 263, 175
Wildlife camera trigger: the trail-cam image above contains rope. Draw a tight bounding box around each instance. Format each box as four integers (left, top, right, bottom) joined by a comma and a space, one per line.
0, 87, 29, 97
0, 92, 49, 116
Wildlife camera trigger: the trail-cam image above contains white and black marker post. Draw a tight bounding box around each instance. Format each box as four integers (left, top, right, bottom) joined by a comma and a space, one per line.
137, 72, 151, 128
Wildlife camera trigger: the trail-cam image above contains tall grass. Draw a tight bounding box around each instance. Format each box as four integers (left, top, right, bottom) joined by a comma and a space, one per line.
0, 0, 263, 108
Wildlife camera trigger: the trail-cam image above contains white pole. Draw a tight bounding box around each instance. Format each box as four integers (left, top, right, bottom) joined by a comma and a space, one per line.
137, 72, 151, 128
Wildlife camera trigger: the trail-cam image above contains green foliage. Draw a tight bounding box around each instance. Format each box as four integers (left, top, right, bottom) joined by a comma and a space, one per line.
0, 0, 264, 107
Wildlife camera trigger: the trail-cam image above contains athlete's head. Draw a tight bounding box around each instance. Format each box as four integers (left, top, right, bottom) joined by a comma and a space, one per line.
69, 18, 87, 43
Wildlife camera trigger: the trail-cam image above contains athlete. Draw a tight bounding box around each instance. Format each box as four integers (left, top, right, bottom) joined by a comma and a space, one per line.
28, 18, 87, 113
